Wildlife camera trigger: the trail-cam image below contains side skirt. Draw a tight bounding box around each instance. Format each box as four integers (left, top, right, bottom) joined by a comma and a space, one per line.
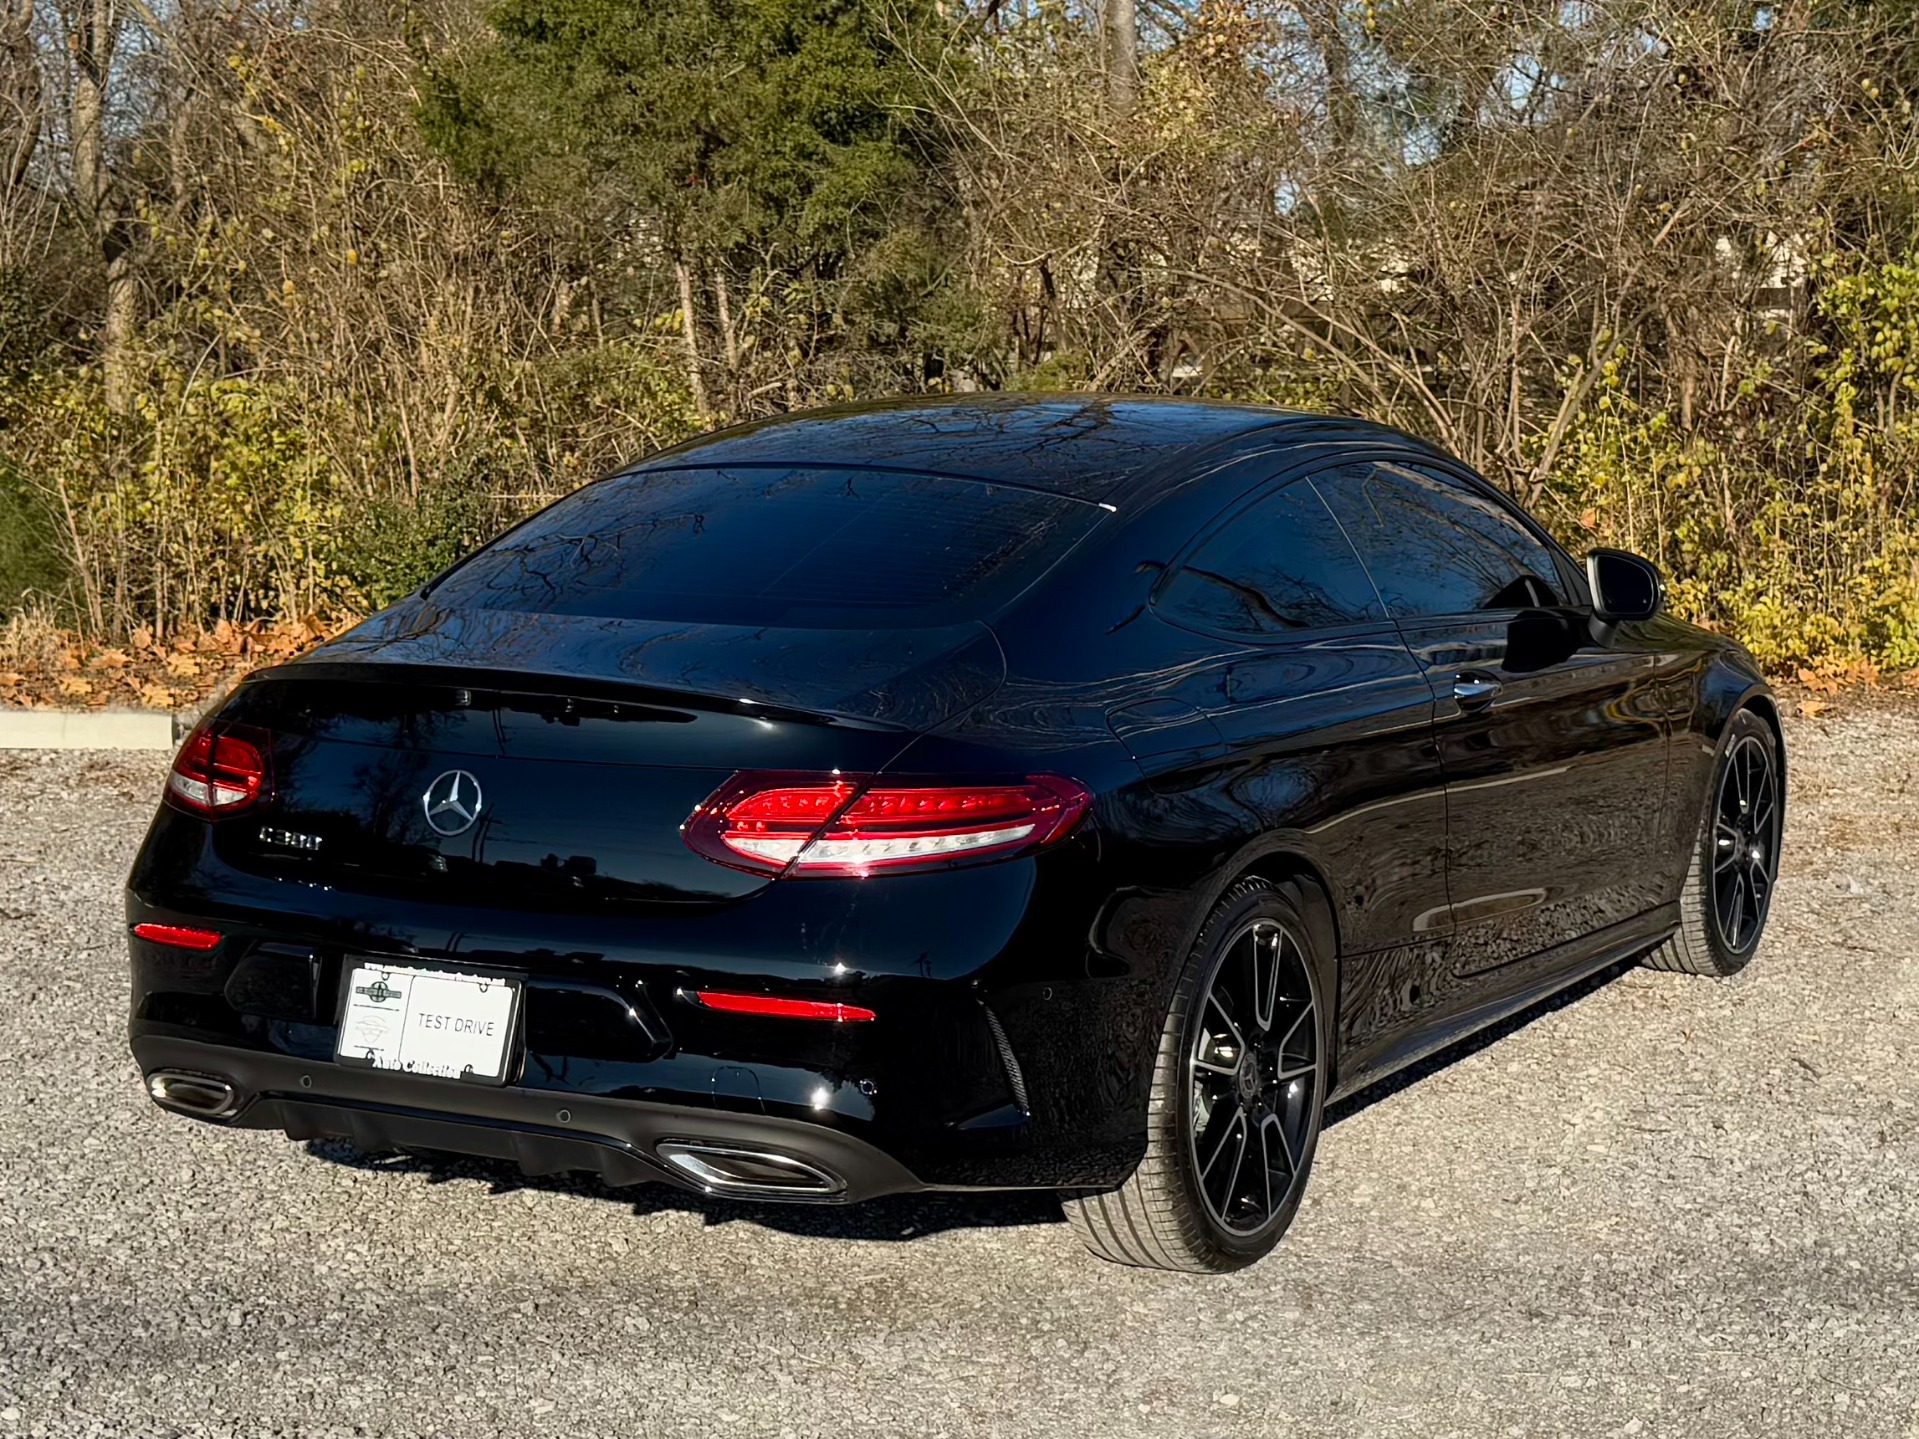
1328, 903, 1678, 1102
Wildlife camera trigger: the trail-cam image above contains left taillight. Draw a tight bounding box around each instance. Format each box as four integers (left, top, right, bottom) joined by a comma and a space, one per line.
165, 723, 271, 817
683, 771, 1092, 877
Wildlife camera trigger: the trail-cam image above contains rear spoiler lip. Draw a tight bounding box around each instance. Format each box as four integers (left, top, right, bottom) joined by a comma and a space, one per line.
243, 659, 908, 732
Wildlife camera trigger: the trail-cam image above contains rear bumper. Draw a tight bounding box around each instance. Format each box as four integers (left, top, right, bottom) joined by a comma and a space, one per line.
124, 827, 1170, 1192
135, 1034, 929, 1202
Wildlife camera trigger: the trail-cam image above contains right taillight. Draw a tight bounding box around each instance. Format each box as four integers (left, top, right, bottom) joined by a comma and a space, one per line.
683, 772, 1091, 877
165, 723, 271, 817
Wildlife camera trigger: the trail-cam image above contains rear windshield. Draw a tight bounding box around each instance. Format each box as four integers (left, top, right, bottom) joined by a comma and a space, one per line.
427, 464, 1099, 628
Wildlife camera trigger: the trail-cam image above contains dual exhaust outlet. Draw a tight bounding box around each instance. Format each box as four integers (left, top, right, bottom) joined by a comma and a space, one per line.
144, 1069, 845, 1198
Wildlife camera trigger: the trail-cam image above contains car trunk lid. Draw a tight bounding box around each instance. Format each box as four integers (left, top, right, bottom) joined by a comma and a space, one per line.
203, 613, 1003, 909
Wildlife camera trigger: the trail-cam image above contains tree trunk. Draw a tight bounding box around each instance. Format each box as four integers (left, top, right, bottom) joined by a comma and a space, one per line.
1, 0, 39, 198
68, 0, 137, 412
1299, 0, 1359, 154
714, 267, 741, 376
100, 249, 139, 413
1103, 0, 1138, 115
675, 252, 711, 418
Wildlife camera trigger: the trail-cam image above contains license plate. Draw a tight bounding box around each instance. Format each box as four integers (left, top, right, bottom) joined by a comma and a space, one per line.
335, 963, 521, 1084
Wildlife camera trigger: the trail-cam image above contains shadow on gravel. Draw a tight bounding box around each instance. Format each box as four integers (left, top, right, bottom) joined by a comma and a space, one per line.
303, 953, 1644, 1243
305, 1138, 1065, 1241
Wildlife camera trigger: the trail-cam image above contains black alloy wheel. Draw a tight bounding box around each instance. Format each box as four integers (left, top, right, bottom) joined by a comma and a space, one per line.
1645, 707, 1784, 978
1188, 918, 1320, 1235
1062, 875, 1330, 1272
1710, 729, 1781, 955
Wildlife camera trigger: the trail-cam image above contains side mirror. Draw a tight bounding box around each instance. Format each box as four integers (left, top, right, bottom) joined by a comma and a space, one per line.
1504, 608, 1583, 673
1587, 548, 1663, 624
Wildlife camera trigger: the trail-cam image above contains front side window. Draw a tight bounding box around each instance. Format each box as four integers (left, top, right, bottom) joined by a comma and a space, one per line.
1313, 461, 1561, 619
1157, 474, 1386, 636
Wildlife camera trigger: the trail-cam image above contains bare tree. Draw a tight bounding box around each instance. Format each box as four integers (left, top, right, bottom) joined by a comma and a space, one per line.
59, 0, 140, 411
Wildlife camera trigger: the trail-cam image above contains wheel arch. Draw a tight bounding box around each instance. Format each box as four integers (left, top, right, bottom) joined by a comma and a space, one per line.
1233, 850, 1344, 1090
1670, 655, 1781, 866
1739, 687, 1787, 795
1163, 845, 1341, 1080
1233, 849, 1340, 964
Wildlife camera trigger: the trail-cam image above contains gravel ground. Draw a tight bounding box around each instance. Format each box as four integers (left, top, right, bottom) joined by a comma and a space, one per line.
2, 706, 1916, 1438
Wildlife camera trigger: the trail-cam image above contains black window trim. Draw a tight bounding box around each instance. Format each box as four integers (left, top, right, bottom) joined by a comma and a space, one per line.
1332, 446, 1590, 624
1149, 458, 1401, 647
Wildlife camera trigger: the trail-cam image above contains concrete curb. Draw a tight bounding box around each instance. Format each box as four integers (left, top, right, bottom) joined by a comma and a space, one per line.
0, 709, 179, 751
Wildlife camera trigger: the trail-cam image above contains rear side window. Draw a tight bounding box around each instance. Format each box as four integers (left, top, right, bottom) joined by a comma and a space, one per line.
1315, 461, 1562, 618
428, 465, 1099, 628
1157, 474, 1386, 636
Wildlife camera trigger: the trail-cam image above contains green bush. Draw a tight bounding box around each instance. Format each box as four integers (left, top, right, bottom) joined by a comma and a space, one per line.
329, 477, 498, 612
0, 462, 68, 622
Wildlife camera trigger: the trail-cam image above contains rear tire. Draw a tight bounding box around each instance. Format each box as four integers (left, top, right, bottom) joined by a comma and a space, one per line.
1062, 876, 1330, 1273
1643, 707, 1782, 978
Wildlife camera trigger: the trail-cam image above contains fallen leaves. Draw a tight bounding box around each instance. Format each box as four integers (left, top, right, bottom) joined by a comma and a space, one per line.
0, 614, 359, 713
1798, 656, 1880, 695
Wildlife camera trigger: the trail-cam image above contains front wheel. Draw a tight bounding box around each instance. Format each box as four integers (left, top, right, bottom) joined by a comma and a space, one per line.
1644, 706, 1783, 977
1062, 876, 1330, 1273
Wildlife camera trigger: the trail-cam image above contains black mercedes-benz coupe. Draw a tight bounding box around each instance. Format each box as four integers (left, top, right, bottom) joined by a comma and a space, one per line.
127, 396, 1782, 1272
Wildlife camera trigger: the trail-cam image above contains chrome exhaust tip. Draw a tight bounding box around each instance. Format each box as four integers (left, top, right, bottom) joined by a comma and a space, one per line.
146, 1070, 241, 1119
656, 1141, 845, 1198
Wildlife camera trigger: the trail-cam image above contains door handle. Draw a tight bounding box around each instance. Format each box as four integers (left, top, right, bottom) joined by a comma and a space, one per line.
1451, 675, 1502, 710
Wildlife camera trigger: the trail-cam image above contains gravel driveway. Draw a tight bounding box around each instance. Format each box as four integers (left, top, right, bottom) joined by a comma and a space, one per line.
2, 706, 1915, 1438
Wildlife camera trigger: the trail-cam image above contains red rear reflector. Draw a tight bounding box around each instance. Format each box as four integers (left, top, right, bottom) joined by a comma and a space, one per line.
166, 724, 271, 817
132, 922, 223, 951
693, 990, 876, 1023
684, 772, 1091, 877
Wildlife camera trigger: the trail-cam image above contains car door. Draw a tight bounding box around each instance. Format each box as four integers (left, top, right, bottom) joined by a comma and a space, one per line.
1146, 465, 1454, 1078
1313, 455, 1676, 977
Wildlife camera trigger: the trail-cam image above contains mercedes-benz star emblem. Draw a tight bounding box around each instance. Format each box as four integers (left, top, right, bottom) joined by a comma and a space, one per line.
422, 769, 483, 837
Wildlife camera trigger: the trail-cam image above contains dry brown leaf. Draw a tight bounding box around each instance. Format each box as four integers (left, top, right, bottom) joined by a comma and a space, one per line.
130, 625, 155, 652
0, 671, 21, 688
89, 648, 131, 670
1800, 698, 1833, 718
57, 675, 92, 698
165, 652, 200, 678
1797, 666, 1842, 696
259, 624, 305, 658
1579, 508, 1599, 530
137, 682, 177, 709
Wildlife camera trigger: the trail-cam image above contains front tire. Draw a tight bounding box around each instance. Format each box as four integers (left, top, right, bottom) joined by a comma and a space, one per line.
1644, 706, 1782, 977
1062, 876, 1330, 1273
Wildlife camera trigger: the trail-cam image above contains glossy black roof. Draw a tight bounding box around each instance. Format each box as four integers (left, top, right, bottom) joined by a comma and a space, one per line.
628, 395, 1409, 504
